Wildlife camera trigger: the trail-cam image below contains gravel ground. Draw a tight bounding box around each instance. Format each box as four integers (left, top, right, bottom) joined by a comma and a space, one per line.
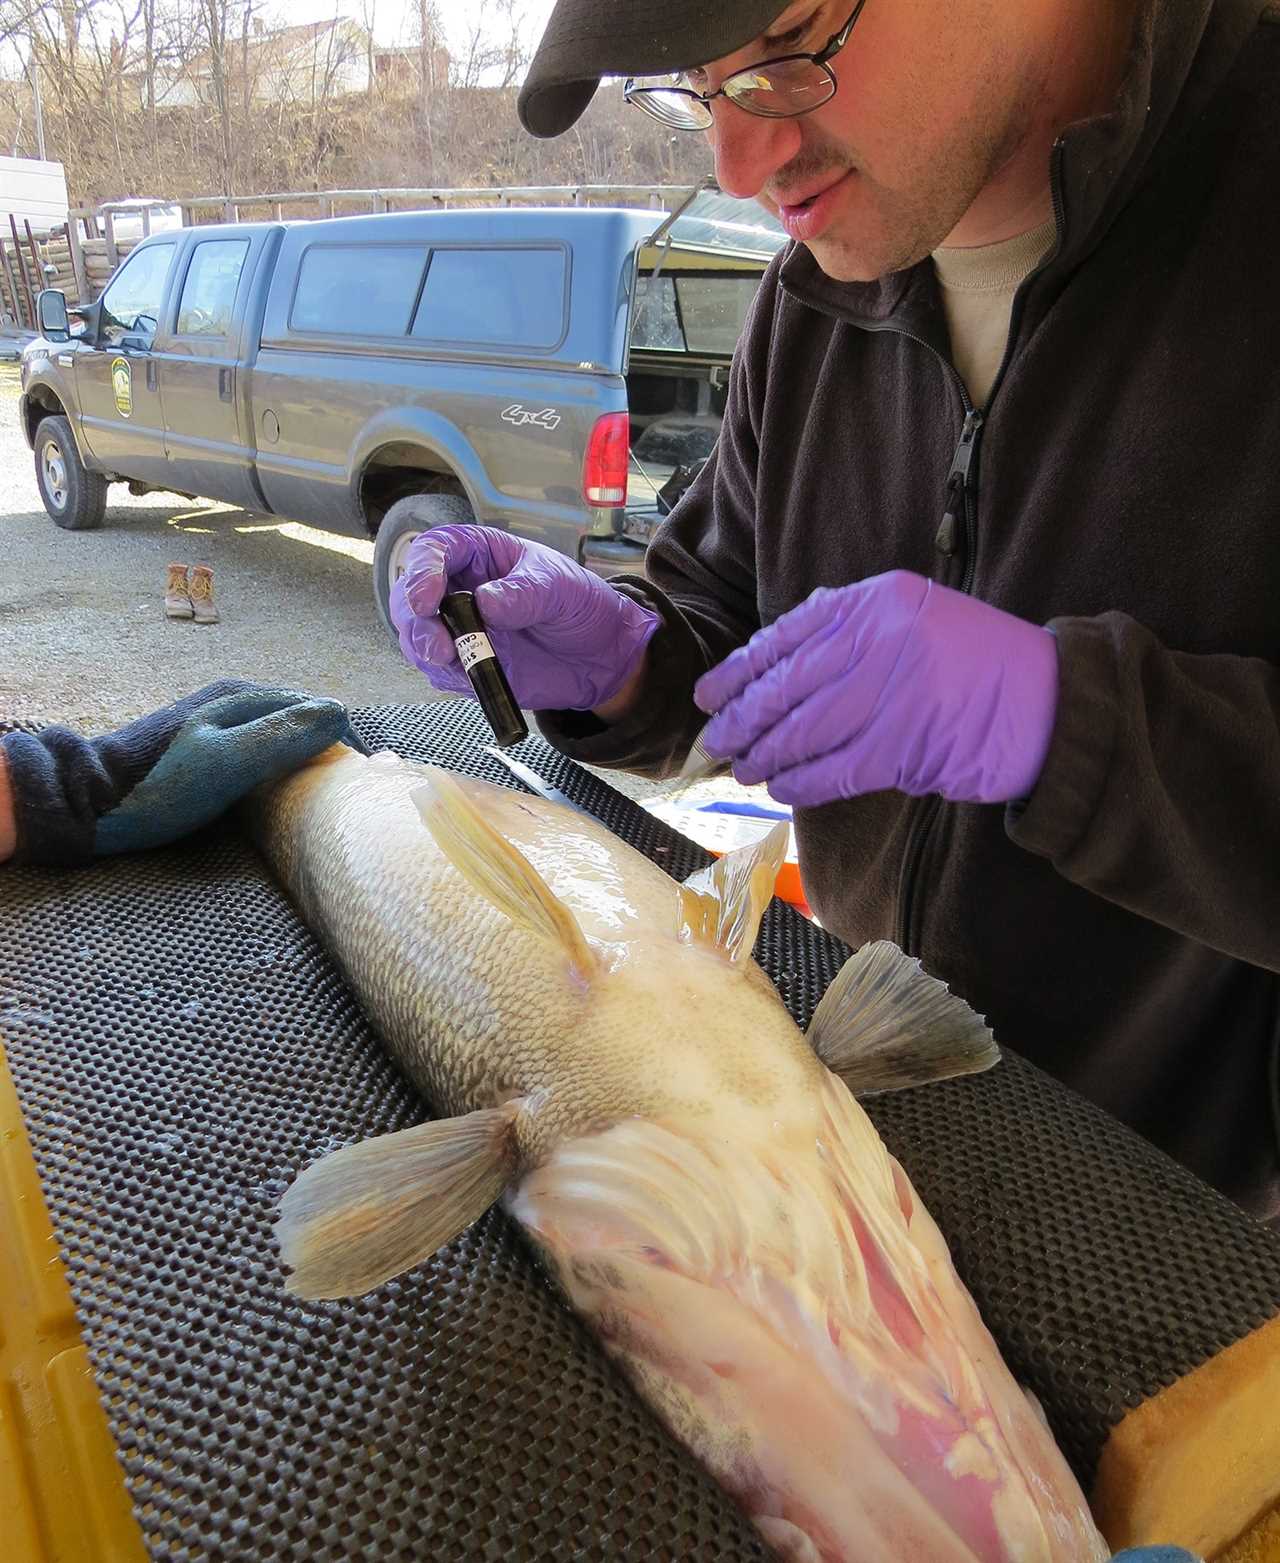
0, 361, 437, 734
0, 362, 756, 813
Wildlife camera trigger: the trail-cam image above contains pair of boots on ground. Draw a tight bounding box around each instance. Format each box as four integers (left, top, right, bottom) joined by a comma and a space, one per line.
165, 563, 218, 623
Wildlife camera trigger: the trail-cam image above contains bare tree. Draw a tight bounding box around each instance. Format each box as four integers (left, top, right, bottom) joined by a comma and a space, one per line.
455, 0, 527, 91
10, 113, 23, 156
0, 0, 711, 212
414, 0, 442, 180
140, 0, 154, 110
310, 16, 362, 112
421, 0, 443, 103
239, 0, 254, 126
198, 0, 235, 192
359, 0, 374, 97
491, 0, 527, 90
55, 0, 76, 71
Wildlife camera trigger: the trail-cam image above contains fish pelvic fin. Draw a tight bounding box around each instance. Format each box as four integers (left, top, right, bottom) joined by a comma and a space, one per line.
806, 941, 999, 1095
677, 820, 789, 967
275, 1105, 517, 1299
411, 771, 599, 983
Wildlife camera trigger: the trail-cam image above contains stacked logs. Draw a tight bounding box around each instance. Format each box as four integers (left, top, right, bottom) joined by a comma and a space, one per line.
0, 219, 138, 328
40, 230, 137, 302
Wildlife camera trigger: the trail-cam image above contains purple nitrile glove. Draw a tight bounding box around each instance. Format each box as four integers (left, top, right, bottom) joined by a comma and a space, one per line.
389, 525, 661, 711
694, 570, 1058, 810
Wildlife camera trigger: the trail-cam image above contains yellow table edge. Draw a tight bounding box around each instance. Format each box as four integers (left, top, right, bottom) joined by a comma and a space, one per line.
0, 1038, 148, 1563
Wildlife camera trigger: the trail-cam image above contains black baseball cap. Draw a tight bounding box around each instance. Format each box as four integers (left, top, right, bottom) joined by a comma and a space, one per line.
518, 0, 789, 139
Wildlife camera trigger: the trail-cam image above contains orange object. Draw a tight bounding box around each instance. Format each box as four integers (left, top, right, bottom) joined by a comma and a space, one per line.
773, 857, 810, 916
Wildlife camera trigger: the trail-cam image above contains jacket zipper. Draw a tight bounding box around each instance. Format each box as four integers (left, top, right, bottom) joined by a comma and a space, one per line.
934, 409, 985, 572
891, 139, 1068, 953
841, 322, 974, 952
894, 403, 983, 950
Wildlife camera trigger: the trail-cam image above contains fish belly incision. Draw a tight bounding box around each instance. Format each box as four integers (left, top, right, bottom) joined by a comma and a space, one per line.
507, 1072, 1107, 1563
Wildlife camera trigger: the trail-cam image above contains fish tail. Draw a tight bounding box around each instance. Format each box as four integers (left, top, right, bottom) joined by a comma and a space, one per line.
275, 1103, 519, 1300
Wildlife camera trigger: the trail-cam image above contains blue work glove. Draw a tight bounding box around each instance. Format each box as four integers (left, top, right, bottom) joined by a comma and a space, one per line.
389, 524, 660, 711
1110, 1551, 1202, 1562
695, 571, 1059, 808
1, 680, 364, 867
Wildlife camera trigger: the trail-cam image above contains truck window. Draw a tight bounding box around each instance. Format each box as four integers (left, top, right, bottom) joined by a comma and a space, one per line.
674, 276, 760, 356
291, 244, 427, 335
631, 276, 684, 352
412, 247, 567, 350
631, 273, 762, 357
177, 239, 250, 337
99, 242, 177, 347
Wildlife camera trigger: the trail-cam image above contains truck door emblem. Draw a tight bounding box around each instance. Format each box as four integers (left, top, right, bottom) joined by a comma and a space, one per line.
501, 403, 561, 431
111, 357, 133, 419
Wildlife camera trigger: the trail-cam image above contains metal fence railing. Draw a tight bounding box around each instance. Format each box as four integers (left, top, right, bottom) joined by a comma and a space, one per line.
34, 182, 707, 312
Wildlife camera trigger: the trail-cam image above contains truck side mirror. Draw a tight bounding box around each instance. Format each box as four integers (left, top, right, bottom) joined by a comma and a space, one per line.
36, 288, 71, 343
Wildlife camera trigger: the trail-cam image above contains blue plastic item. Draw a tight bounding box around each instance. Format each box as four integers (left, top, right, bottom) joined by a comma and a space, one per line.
697, 800, 792, 822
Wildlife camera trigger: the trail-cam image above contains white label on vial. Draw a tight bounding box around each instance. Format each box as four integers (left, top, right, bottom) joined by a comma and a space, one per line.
455, 631, 496, 672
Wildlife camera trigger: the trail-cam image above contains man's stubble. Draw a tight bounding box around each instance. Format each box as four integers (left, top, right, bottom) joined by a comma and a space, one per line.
767, 37, 1050, 281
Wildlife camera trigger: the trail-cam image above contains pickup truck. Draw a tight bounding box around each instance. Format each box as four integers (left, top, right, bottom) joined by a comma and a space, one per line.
19, 193, 784, 634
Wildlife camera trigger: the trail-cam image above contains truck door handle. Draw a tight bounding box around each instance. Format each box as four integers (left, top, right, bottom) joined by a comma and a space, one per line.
146, 360, 157, 392
219, 367, 233, 401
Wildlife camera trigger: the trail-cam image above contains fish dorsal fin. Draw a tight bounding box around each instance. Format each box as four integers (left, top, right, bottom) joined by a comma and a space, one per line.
678, 821, 789, 967
806, 940, 999, 1094
276, 1105, 518, 1299
411, 772, 598, 983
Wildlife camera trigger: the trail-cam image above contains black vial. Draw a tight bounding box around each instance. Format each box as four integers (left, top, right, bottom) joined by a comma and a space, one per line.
438, 591, 529, 748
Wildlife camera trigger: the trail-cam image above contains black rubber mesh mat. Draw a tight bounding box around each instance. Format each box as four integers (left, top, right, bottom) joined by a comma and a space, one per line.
1, 697, 1278, 1562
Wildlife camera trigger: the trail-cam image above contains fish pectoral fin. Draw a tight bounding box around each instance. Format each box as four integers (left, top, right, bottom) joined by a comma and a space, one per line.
677, 820, 789, 967
410, 770, 598, 983
275, 1106, 517, 1299
806, 941, 999, 1095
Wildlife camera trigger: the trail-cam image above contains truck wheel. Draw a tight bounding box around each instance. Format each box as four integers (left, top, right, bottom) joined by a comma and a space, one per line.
372, 490, 475, 642
34, 415, 108, 531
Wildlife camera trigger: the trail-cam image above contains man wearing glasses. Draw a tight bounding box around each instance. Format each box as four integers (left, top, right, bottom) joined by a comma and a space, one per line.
390, 0, 1280, 1227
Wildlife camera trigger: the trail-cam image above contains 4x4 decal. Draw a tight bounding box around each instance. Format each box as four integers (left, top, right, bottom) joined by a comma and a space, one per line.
501, 403, 561, 431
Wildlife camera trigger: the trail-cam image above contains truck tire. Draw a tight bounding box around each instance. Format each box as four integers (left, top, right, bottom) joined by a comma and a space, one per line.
372, 490, 475, 642
34, 415, 109, 531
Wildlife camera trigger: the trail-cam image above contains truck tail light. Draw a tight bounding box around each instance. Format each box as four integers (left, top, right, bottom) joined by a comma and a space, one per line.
583, 412, 629, 507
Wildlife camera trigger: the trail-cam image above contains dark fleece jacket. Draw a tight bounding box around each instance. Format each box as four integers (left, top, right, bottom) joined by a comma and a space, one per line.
539, 0, 1280, 1218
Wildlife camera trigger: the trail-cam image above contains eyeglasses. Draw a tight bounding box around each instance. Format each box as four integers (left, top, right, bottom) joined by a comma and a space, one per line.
624, 2, 868, 132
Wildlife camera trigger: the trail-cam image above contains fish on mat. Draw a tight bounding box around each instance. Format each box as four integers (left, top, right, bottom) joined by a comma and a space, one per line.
250, 746, 1108, 1563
